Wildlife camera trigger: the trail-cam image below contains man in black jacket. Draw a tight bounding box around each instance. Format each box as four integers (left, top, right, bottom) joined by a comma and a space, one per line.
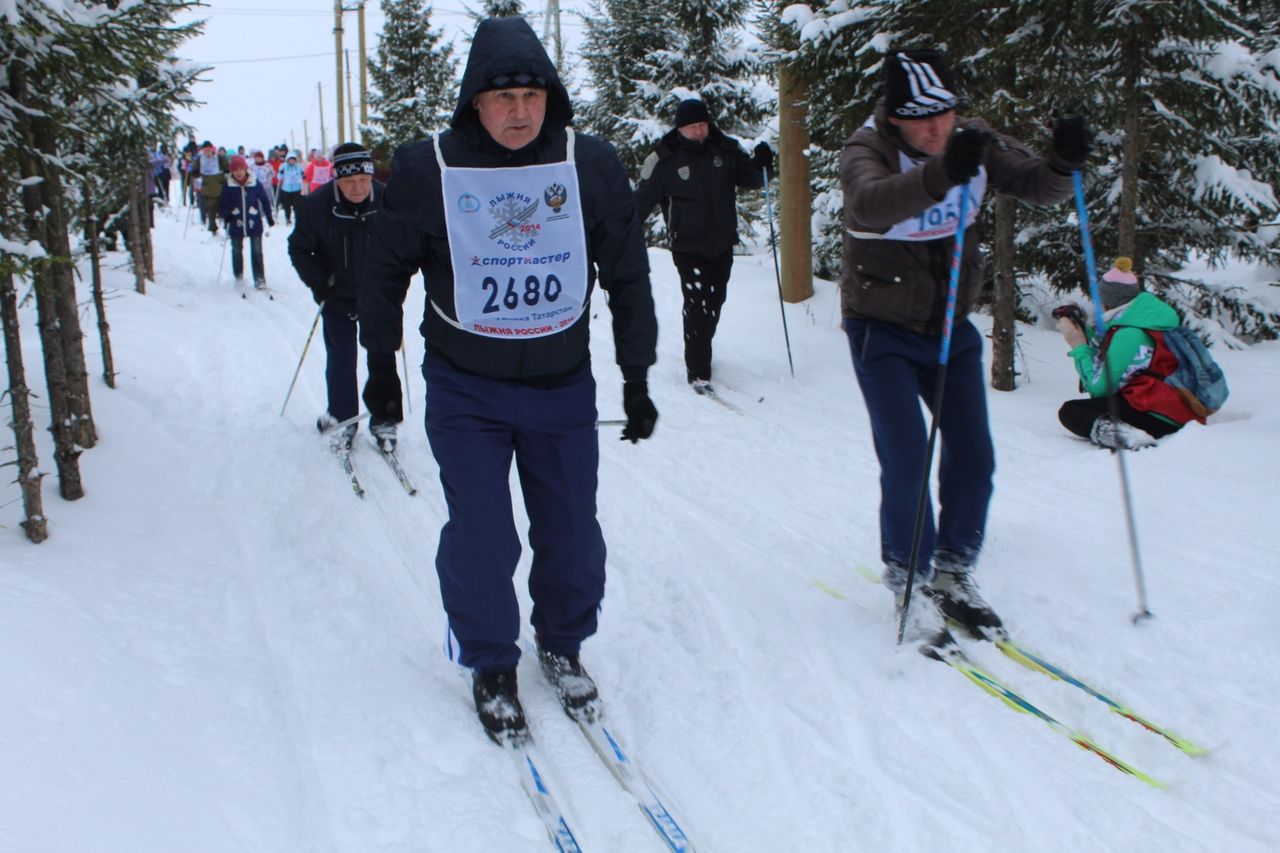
634, 99, 773, 391
359, 16, 658, 746
288, 142, 402, 451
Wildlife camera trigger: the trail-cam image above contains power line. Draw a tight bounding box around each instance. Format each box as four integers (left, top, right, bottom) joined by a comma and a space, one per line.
193, 51, 332, 64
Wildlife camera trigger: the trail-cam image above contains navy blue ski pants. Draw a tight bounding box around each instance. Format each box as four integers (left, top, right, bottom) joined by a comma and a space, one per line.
321, 305, 395, 424
844, 317, 995, 591
424, 356, 606, 673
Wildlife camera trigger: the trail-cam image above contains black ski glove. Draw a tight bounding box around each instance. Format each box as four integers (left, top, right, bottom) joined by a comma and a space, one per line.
942, 127, 989, 184
1052, 114, 1093, 166
311, 274, 335, 306
753, 141, 776, 179
620, 380, 658, 444
362, 367, 403, 425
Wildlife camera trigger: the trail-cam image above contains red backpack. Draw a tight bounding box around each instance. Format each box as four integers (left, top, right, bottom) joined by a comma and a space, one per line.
1100, 328, 1203, 425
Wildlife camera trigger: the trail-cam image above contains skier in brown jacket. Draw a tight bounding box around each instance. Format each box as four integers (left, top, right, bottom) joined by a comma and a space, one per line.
840, 49, 1091, 647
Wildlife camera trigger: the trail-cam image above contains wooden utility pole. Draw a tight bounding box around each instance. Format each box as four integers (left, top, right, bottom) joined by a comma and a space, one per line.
358, 0, 369, 138
334, 0, 345, 143
777, 63, 813, 303
303, 121, 309, 156
543, 0, 563, 69
345, 49, 356, 142
317, 84, 327, 152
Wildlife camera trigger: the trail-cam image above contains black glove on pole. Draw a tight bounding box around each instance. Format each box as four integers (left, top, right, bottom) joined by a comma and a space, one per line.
620, 380, 658, 443
942, 127, 989, 184
753, 141, 776, 179
1052, 114, 1093, 165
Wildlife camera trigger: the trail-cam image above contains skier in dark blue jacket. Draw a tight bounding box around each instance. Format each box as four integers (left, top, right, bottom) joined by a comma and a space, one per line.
359, 15, 659, 746
218, 154, 275, 289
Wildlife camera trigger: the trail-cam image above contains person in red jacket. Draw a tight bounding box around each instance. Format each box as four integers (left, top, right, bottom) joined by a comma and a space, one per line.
303, 149, 333, 194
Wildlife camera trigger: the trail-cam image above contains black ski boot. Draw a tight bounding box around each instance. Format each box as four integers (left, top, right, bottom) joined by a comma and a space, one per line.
537, 644, 601, 723
895, 585, 957, 658
930, 570, 1004, 640
472, 669, 529, 746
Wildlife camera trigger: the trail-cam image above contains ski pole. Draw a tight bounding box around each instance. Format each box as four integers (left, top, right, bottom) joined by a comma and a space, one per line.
281, 301, 325, 416
319, 410, 370, 433
183, 197, 194, 238
400, 341, 412, 414
762, 168, 795, 377
1073, 170, 1152, 625
215, 234, 228, 286
597, 419, 626, 427
898, 182, 971, 646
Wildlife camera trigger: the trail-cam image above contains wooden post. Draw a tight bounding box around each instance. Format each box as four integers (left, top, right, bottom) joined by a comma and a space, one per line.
777, 63, 813, 303
358, 1, 368, 136
346, 49, 356, 142
334, 0, 345, 143
989, 62, 1018, 392
317, 84, 327, 153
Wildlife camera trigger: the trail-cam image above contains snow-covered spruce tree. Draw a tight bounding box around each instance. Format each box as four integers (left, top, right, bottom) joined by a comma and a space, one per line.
1015, 0, 1280, 340
1, 0, 202, 500
578, 0, 671, 176
480, 0, 524, 17
367, 0, 457, 157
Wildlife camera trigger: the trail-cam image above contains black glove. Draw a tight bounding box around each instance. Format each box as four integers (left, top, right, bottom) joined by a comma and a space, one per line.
620, 380, 658, 444
1052, 114, 1093, 165
362, 367, 403, 425
942, 127, 989, 184
311, 274, 335, 306
752, 141, 776, 179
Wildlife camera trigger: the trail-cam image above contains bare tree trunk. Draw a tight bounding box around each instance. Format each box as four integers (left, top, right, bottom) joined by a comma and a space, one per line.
1117, 36, 1144, 266
84, 181, 117, 389
140, 167, 156, 282
32, 115, 97, 449
990, 195, 1019, 391
13, 69, 84, 500
777, 63, 813, 303
126, 175, 148, 295
988, 62, 1020, 392
0, 267, 49, 542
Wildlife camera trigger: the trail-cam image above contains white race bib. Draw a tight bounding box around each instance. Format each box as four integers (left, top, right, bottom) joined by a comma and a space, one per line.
851, 116, 987, 242
434, 130, 589, 340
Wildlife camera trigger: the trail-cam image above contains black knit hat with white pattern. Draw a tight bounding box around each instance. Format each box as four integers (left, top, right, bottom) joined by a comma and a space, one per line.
332, 142, 374, 178
884, 50, 959, 120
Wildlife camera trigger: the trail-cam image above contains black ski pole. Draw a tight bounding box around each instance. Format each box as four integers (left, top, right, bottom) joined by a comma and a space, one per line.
761, 168, 795, 377
897, 182, 972, 646
1073, 171, 1152, 624
281, 302, 325, 416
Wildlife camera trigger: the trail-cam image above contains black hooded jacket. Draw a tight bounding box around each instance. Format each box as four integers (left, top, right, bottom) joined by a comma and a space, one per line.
288, 179, 385, 311
633, 125, 764, 257
358, 17, 657, 384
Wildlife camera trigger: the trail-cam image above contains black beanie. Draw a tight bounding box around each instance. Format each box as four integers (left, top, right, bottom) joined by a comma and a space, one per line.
674, 99, 710, 129
332, 142, 374, 178
884, 50, 959, 120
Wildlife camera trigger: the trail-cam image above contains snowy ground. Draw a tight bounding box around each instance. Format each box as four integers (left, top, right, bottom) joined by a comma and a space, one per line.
2, 201, 1278, 852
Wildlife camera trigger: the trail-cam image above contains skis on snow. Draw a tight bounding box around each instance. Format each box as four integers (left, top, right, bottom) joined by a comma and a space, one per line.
368, 437, 418, 496
510, 742, 585, 853
692, 382, 743, 414
924, 636, 1166, 788
989, 633, 1207, 756
574, 718, 694, 852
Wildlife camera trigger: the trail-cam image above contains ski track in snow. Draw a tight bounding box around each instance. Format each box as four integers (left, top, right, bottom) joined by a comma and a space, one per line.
1, 206, 1278, 852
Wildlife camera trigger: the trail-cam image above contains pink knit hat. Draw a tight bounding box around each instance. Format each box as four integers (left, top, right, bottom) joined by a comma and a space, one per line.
1100, 257, 1139, 307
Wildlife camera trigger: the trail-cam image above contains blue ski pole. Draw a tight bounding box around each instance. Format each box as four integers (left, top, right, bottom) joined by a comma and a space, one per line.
762, 168, 795, 377
898, 182, 971, 645
1073, 170, 1151, 624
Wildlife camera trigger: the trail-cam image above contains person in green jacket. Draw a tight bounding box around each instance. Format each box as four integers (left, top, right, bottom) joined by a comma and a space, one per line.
1056, 257, 1195, 450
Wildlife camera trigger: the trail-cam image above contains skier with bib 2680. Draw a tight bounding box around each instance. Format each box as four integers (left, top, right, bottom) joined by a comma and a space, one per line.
840, 49, 1091, 648
288, 142, 402, 452
633, 98, 773, 392
360, 16, 659, 746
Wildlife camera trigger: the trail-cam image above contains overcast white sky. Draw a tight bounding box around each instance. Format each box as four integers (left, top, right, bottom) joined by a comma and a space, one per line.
172, 0, 587, 154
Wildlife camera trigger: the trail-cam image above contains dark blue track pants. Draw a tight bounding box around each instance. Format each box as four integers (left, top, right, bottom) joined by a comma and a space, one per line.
844, 317, 995, 591
424, 357, 606, 673
321, 306, 395, 423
